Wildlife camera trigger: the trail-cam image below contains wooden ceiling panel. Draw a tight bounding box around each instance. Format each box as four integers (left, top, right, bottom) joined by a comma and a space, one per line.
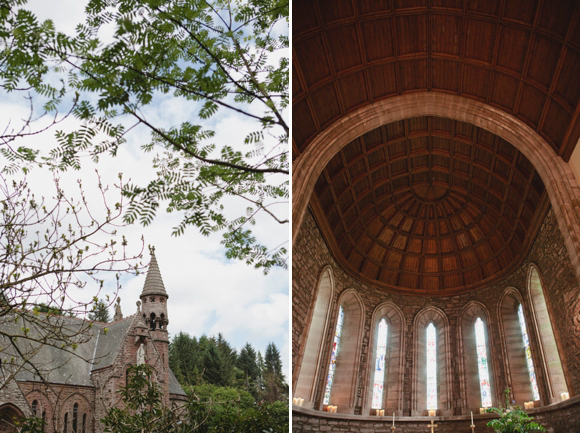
361, 18, 395, 62
467, 0, 499, 16
318, 0, 355, 25
367, 63, 398, 99
396, 14, 428, 56
394, 0, 428, 10
431, 14, 461, 56
553, 50, 580, 110
309, 82, 342, 128
294, 34, 332, 87
496, 26, 530, 74
432, 0, 463, 9
502, 0, 537, 25
490, 72, 520, 111
294, 1, 580, 162
517, 83, 547, 127
338, 71, 369, 113
292, 99, 317, 153
326, 25, 363, 72
465, 18, 496, 64
432, 60, 459, 93
357, 0, 393, 16
400, 59, 429, 91
461, 64, 490, 100
541, 100, 572, 152
311, 116, 549, 295
526, 36, 562, 90
536, 0, 576, 39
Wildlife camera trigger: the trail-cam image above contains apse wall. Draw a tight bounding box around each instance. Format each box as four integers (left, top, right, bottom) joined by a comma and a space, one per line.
293, 207, 580, 417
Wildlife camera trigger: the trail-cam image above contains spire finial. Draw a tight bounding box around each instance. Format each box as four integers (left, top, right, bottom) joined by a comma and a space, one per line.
140, 247, 168, 299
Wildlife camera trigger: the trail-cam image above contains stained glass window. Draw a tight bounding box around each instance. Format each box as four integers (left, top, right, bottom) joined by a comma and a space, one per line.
371, 318, 388, 409
426, 323, 437, 410
475, 317, 492, 407
518, 304, 540, 401
323, 305, 344, 405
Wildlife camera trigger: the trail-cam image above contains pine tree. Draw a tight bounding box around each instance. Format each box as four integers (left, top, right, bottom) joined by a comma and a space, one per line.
237, 343, 260, 395
262, 343, 288, 403
88, 299, 110, 323
201, 343, 228, 386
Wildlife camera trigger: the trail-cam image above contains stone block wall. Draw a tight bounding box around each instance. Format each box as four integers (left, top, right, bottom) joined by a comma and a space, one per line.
292, 207, 580, 418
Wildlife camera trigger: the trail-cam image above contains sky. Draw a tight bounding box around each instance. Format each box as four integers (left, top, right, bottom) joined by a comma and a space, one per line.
0, 0, 290, 377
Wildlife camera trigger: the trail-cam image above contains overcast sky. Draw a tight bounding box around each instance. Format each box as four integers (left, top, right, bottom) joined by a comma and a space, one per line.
0, 0, 290, 377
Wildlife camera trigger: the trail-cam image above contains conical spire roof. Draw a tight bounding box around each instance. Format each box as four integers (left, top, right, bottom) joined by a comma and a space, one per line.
141, 247, 168, 298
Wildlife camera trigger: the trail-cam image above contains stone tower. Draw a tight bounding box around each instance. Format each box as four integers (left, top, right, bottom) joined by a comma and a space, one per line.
140, 247, 170, 402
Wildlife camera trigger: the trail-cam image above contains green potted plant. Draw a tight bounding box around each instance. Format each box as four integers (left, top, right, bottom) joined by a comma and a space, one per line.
486, 389, 545, 433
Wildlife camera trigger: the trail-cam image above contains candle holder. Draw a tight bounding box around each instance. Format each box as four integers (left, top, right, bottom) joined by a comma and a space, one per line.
470, 424, 475, 432
426, 419, 438, 432
390, 427, 396, 432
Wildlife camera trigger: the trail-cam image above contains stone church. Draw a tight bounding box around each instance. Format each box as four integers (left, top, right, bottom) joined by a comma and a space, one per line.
292, 1, 580, 432
0, 252, 186, 432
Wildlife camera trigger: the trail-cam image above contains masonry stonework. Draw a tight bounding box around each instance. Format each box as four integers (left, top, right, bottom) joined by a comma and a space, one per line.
0, 252, 186, 433
293, 208, 580, 420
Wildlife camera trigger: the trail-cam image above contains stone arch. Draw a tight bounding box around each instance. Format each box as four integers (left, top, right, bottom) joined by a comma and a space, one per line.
322, 288, 364, 413
457, 301, 497, 413
527, 264, 569, 402
0, 404, 25, 433
362, 301, 405, 415
497, 287, 540, 405
60, 393, 91, 433
292, 93, 580, 288
24, 390, 52, 431
294, 265, 335, 406
412, 306, 452, 416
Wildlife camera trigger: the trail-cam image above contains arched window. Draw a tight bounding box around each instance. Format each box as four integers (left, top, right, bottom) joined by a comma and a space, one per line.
364, 303, 405, 415
426, 323, 437, 410
518, 304, 540, 401
499, 289, 538, 404
475, 318, 492, 407
528, 266, 568, 403
31, 400, 38, 417
323, 305, 344, 405
72, 403, 78, 433
64, 412, 68, 433
294, 267, 333, 408
150, 313, 156, 330
413, 307, 451, 415
82, 413, 86, 433
371, 319, 388, 409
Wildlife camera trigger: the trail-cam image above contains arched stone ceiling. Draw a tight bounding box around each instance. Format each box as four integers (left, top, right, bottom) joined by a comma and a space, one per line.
310, 116, 549, 294
293, 0, 580, 161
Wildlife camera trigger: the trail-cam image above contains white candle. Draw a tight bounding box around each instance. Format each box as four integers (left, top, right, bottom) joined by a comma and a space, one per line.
471, 411, 473, 425
392, 412, 395, 427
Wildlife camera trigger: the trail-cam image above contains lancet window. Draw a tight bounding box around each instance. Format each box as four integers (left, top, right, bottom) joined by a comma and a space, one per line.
474, 317, 492, 407
371, 318, 388, 409
517, 304, 540, 401
426, 323, 437, 410
323, 305, 344, 405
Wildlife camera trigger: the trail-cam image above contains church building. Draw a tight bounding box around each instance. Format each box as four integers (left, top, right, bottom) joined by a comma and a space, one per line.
292, 1, 580, 432
0, 252, 186, 432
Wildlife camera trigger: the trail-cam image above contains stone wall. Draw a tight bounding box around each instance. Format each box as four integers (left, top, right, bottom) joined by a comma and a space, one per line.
292, 395, 580, 433
292, 207, 580, 417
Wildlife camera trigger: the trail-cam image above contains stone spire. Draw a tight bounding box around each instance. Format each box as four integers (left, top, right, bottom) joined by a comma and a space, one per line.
141, 246, 168, 299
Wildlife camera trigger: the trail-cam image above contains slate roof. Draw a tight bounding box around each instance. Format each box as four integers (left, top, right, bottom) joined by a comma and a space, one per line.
141, 251, 168, 298
0, 314, 100, 387
169, 369, 187, 396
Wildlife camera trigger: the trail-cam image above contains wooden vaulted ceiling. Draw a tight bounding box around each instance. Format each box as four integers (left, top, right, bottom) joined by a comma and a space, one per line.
293, 0, 580, 161
293, 0, 577, 294
310, 116, 549, 294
